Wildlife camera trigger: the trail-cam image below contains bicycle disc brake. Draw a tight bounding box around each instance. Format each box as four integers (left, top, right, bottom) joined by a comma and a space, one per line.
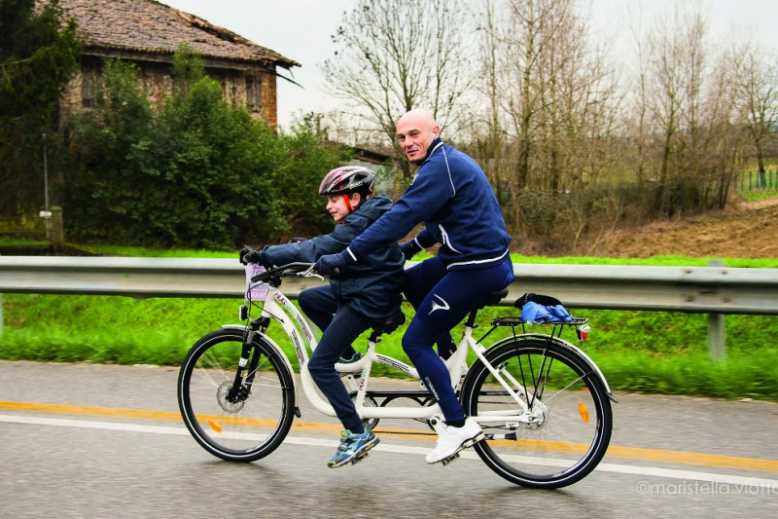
217, 381, 246, 413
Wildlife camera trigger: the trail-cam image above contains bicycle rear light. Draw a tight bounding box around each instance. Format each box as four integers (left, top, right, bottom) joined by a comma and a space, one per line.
576, 324, 591, 341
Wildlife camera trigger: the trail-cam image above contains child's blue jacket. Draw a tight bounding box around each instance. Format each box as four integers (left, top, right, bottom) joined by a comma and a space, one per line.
262, 195, 404, 321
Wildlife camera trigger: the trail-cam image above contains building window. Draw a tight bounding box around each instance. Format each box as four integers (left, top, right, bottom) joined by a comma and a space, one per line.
81, 70, 99, 108
245, 75, 261, 113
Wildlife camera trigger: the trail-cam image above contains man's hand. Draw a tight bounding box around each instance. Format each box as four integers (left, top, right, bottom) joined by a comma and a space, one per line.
399, 240, 421, 261
314, 250, 355, 275
239, 246, 266, 266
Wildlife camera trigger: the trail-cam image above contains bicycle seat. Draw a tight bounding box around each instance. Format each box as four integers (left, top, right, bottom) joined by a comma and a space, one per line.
369, 309, 406, 341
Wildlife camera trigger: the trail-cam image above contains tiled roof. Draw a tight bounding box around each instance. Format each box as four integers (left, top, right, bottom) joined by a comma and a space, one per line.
58, 0, 299, 68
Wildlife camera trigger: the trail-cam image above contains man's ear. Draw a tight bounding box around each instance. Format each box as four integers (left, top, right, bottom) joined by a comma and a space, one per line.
351, 192, 362, 206
432, 124, 441, 137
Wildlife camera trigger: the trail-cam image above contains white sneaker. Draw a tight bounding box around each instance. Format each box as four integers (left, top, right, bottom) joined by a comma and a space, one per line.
425, 418, 484, 464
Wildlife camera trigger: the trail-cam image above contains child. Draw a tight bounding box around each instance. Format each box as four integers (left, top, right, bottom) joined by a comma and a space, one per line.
239, 166, 405, 468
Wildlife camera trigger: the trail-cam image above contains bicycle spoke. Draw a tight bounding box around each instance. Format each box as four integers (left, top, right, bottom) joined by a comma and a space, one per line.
179, 331, 294, 461
464, 339, 612, 488
517, 352, 530, 407
196, 351, 228, 388
540, 370, 592, 406
538, 357, 554, 401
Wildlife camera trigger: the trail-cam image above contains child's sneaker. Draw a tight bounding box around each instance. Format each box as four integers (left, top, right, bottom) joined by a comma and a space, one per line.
327, 428, 379, 468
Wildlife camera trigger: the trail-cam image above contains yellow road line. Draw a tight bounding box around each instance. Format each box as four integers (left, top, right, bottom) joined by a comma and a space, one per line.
1, 400, 776, 473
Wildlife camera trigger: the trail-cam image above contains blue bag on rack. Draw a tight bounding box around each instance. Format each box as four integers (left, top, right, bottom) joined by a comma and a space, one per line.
515, 293, 575, 324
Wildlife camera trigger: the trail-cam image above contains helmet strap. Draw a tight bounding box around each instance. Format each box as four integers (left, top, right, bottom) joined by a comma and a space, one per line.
342, 193, 353, 213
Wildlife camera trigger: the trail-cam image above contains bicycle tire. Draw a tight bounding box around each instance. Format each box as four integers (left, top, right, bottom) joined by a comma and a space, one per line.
462, 337, 612, 488
178, 329, 296, 462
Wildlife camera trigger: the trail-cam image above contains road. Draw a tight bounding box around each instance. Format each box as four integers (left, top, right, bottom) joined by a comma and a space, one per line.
0, 360, 776, 519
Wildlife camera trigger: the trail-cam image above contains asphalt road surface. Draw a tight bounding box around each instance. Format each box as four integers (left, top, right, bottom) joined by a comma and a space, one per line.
1, 360, 776, 519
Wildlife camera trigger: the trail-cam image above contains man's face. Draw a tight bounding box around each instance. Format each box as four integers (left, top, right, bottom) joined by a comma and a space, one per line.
396, 115, 440, 164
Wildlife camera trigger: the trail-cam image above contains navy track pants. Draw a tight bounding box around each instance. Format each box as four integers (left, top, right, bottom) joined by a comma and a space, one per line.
402, 256, 514, 424
299, 286, 365, 433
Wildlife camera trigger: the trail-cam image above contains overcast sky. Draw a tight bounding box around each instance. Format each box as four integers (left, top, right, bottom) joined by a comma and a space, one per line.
160, 1, 778, 130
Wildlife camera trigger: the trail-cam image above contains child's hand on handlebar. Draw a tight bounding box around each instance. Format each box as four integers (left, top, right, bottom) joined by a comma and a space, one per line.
239, 246, 268, 266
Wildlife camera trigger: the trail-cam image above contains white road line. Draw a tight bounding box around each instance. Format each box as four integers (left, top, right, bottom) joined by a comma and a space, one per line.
2, 413, 777, 490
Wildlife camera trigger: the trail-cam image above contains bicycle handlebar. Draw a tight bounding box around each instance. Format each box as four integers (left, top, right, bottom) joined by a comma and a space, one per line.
250, 262, 318, 283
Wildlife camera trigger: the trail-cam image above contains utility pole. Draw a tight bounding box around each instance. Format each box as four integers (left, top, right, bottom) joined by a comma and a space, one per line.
43, 132, 49, 212
40, 133, 53, 242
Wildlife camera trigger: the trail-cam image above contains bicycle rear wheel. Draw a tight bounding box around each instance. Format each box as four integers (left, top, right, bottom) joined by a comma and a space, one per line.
178, 329, 295, 462
462, 337, 612, 488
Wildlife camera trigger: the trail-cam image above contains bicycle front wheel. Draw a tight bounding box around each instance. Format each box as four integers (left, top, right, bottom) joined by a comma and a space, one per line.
462, 337, 612, 488
178, 329, 295, 462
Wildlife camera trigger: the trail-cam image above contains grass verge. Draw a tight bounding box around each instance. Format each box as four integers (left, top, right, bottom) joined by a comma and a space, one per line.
1, 293, 776, 400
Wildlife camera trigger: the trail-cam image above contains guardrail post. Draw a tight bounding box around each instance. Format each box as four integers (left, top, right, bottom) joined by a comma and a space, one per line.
707, 260, 726, 361
708, 312, 726, 361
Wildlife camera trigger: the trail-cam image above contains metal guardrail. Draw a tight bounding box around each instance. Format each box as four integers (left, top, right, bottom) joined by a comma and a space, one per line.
1, 256, 777, 359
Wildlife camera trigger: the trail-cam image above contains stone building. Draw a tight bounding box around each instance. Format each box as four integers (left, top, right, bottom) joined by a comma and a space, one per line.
58, 0, 299, 128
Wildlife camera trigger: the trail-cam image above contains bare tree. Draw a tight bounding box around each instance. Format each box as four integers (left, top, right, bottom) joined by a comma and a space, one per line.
470, 0, 509, 202
501, 0, 554, 194
635, 6, 745, 215
322, 0, 473, 180
646, 11, 685, 212
627, 6, 651, 186
731, 42, 778, 188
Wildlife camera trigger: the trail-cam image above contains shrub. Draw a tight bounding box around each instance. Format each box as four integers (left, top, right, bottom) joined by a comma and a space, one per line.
65, 51, 350, 248
0, 0, 80, 217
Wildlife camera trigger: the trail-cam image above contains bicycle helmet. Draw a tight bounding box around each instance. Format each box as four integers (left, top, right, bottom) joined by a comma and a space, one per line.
318, 166, 375, 196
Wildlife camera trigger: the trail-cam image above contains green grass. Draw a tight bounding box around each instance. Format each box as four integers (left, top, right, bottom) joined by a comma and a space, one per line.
508, 254, 778, 268
0, 238, 50, 248
1, 293, 776, 400
735, 165, 778, 202
1, 244, 777, 399
74, 243, 236, 258
3, 237, 777, 268
739, 189, 778, 203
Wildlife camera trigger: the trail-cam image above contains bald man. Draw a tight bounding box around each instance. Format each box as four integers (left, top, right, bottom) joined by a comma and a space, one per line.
315, 109, 513, 464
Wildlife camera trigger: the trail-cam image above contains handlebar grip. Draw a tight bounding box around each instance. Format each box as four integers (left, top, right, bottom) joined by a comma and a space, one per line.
250, 262, 315, 283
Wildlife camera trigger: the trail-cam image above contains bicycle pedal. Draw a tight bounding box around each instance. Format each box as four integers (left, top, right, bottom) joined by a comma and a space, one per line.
441, 453, 460, 466
462, 433, 485, 449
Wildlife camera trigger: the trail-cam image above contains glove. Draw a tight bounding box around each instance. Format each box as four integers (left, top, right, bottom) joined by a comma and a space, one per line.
239, 246, 267, 266
399, 240, 422, 261
314, 249, 355, 275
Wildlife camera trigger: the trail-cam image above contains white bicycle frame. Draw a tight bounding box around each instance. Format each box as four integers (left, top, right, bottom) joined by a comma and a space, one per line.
255, 281, 541, 425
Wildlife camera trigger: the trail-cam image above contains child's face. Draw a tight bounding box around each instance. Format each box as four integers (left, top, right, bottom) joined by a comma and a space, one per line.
326, 193, 361, 222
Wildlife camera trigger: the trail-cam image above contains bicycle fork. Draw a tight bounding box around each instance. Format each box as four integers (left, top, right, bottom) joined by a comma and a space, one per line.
227, 325, 265, 403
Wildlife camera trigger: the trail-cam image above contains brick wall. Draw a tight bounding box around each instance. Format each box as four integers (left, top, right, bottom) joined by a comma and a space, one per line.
260, 66, 277, 128
59, 57, 279, 129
